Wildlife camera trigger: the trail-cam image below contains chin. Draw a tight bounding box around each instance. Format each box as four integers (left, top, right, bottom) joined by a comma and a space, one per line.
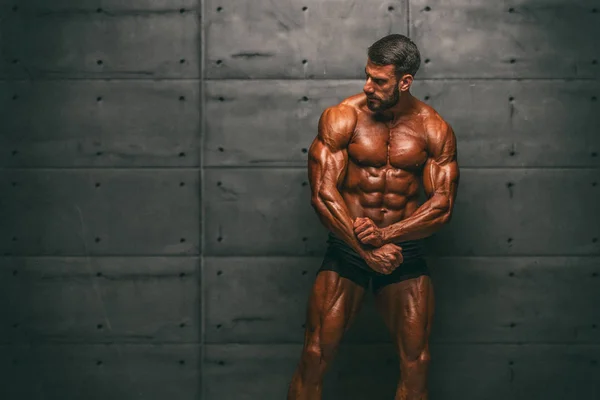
367, 100, 381, 112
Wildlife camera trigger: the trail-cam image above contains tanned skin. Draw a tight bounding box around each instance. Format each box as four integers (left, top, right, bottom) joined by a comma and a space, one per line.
287, 58, 459, 400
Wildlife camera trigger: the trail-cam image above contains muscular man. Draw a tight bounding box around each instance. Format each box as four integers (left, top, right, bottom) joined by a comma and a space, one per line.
287, 34, 459, 400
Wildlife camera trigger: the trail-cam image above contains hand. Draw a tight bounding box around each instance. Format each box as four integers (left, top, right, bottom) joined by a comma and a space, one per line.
353, 217, 386, 247
363, 243, 403, 275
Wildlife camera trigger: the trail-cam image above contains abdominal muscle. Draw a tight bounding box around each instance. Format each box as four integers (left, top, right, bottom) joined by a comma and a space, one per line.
340, 162, 422, 228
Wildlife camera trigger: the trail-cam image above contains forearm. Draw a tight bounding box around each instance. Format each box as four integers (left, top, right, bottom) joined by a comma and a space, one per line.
382, 195, 451, 243
311, 191, 368, 258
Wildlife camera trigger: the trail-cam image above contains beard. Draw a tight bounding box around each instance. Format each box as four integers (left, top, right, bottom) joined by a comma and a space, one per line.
366, 85, 400, 112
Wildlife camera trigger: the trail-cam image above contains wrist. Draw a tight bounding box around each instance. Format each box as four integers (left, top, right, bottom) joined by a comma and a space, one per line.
356, 244, 371, 260
381, 227, 392, 244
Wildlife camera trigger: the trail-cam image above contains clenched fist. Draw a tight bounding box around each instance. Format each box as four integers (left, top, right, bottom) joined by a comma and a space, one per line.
363, 243, 404, 275
353, 217, 386, 247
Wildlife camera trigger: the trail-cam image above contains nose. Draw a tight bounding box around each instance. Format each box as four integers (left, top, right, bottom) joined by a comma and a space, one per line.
363, 78, 374, 95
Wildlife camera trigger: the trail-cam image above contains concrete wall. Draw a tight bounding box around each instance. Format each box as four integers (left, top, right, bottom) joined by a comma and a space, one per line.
1, 0, 599, 399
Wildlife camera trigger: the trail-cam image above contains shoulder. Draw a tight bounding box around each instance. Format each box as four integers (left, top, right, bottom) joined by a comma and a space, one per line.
417, 103, 452, 140
418, 104, 457, 160
317, 100, 359, 151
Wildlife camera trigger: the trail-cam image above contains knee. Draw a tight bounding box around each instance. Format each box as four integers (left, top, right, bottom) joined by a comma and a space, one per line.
402, 347, 431, 369
298, 341, 335, 381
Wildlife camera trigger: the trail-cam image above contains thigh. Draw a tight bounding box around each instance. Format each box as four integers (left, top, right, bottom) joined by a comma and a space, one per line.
374, 275, 434, 358
302, 270, 366, 355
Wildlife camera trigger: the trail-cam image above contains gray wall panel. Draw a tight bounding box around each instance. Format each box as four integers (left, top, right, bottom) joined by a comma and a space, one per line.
429, 168, 600, 256
205, 0, 408, 79
0, 80, 200, 167
0, 170, 200, 255
204, 257, 322, 344
204, 168, 600, 256
205, 79, 600, 167
204, 256, 600, 344
0, 12, 200, 79
204, 168, 319, 256
0, 344, 201, 400
0, 257, 199, 343
205, 343, 600, 400
0, 1, 199, 10
410, 0, 600, 79
419, 79, 600, 167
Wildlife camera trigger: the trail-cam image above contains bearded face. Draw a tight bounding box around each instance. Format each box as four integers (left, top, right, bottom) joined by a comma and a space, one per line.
365, 84, 400, 112
363, 59, 406, 113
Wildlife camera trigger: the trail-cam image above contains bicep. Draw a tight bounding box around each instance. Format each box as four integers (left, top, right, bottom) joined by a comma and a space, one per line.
422, 123, 459, 206
423, 158, 459, 197
308, 106, 354, 199
308, 136, 348, 200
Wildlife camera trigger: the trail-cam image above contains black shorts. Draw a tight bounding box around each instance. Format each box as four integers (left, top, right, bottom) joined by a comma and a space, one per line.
317, 232, 430, 294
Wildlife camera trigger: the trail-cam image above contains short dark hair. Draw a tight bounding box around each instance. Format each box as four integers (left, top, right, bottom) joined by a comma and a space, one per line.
367, 34, 421, 77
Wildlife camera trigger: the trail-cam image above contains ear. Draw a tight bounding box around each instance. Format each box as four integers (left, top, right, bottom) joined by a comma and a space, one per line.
398, 74, 414, 92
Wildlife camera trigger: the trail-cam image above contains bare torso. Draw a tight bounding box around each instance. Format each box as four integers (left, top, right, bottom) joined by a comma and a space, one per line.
340, 94, 430, 228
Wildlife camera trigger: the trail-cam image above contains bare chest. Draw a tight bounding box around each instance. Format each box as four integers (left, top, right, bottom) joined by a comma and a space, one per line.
347, 121, 428, 171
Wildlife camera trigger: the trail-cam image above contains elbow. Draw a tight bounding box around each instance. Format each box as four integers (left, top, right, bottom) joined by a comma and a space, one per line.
311, 192, 327, 212
440, 210, 453, 225
310, 195, 331, 225
431, 194, 450, 211
310, 195, 321, 210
